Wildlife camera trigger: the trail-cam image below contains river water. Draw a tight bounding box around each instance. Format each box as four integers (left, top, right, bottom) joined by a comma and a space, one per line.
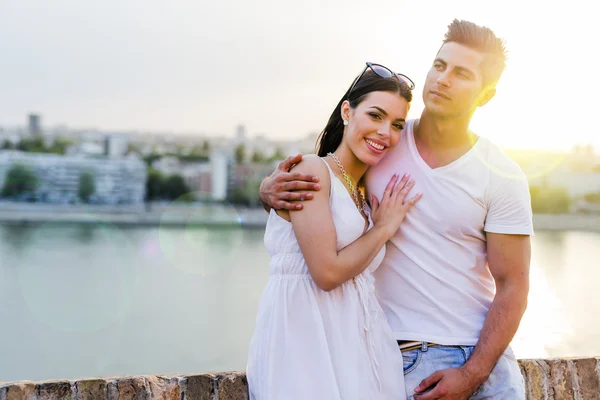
0, 223, 598, 382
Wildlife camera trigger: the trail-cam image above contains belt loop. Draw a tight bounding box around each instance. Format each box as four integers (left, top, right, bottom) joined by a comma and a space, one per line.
422, 342, 428, 352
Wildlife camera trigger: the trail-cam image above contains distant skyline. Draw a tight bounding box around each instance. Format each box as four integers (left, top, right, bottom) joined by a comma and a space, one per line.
1, 0, 597, 151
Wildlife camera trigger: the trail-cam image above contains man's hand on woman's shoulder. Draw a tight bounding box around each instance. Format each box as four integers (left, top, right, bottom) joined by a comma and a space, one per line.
259, 154, 322, 211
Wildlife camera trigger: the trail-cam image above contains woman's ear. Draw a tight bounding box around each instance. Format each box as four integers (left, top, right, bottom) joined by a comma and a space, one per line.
340, 100, 351, 124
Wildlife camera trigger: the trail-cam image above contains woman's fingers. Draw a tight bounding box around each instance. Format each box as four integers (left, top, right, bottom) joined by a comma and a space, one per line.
403, 192, 423, 208
393, 173, 410, 195
394, 179, 415, 202
382, 174, 400, 200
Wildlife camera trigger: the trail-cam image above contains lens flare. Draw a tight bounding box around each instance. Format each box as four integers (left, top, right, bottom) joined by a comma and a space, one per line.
155, 194, 246, 276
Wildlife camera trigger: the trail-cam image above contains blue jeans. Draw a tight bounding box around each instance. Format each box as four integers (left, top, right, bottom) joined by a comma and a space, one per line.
402, 344, 525, 399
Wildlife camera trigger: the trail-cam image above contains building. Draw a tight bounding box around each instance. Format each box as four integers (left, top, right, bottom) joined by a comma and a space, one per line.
0, 151, 147, 204
227, 162, 275, 206
28, 114, 41, 136
104, 135, 130, 158
152, 156, 215, 200
211, 150, 230, 201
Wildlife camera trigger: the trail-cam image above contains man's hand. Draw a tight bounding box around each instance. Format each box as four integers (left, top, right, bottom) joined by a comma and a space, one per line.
259, 154, 321, 211
413, 366, 485, 400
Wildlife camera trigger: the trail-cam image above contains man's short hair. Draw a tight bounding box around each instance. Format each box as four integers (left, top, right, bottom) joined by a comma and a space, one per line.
443, 19, 507, 87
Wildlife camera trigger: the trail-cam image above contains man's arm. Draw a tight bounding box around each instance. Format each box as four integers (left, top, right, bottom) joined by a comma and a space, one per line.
258, 154, 321, 212
462, 233, 530, 378
414, 233, 531, 400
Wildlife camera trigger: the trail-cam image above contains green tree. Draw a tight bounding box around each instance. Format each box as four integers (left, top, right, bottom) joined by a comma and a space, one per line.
127, 143, 141, 155
2, 139, 12, 149
47, 137, 73, 154
229, 178, 262, 206
1, 164, 38, 198
530, 186, 570, 214
583, 192, 600, 203
270, 147, 285, 162
143, 153, 162, 167
251, 150, 266, 164
17, 136, 46, 153
146, 168, 164, 201
234, 144, 246, 164
78, 170, 96, 203
202, 140, 210, 154
162, 174, 190, 200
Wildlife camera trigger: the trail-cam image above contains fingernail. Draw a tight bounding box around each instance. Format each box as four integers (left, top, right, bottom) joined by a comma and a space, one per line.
306, 193, 313, 199
296, 204, 302, 209
314, 184, 321, 190
409, 180, 414, 185
312, 176, 319, 182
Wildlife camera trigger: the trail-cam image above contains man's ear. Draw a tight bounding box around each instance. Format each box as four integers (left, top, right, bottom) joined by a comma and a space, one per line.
478, 86, 496, 107
340, 100, 351, 122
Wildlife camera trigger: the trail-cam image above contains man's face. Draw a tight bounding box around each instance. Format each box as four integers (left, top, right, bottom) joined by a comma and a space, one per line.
422, 42, 491, 118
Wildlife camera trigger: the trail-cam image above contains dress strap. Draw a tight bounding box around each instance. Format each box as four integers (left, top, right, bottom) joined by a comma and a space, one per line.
317, 157, 335, 204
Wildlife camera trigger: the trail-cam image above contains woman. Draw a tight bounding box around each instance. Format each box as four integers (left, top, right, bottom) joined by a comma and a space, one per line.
247, 63, 421, 400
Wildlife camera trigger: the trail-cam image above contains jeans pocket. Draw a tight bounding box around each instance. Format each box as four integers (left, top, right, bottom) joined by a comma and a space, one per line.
402, 349, 422, 375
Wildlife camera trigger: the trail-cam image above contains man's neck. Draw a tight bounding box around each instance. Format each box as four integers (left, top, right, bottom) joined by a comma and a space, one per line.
415, 111, 475, 150
413, 111, 480, 169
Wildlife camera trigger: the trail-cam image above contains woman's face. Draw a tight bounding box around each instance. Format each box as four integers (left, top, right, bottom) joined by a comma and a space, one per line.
341, 91, 409, 166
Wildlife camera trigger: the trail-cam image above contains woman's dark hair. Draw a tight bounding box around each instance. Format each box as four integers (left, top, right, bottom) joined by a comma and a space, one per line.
315, 70, 413, 157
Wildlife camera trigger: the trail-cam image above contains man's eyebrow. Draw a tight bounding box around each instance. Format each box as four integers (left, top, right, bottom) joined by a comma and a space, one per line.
434, 58, 447, 66
435, 57, 475, 76
369, 106, 405, 122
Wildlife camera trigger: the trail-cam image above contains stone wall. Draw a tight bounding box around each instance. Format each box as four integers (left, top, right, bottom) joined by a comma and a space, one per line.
1, 358, 599, 399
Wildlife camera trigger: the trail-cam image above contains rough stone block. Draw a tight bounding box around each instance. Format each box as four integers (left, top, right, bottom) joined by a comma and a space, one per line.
4, 382, 36, 400
520, 359, 551, 399
547, 359, 575, 400
37, 381, 71, 400
185, 374, 216, 400
75, 379, 108, 400
216, 373, 248, 400
117, 377, 150, 400
147, 376, 180, 400
107, 381, 119, 400
572, 358, 600, 400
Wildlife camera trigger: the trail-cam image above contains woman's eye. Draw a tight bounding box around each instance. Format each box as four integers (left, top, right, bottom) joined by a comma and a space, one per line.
393, 124, 404, 130
369, 113, 381, 120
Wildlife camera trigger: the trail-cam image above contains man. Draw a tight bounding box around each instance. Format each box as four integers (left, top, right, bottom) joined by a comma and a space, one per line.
259, 19, 532, 399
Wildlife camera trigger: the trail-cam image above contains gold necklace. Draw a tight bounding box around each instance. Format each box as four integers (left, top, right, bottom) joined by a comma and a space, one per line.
327, 152, 366, 212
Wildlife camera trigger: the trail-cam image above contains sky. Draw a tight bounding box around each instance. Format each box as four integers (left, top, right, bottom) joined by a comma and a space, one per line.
0, 0, 597, 151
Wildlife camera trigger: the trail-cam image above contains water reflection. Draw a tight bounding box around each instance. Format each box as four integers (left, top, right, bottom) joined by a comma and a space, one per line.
0, 224, 598, 382
512, 231, 600, 359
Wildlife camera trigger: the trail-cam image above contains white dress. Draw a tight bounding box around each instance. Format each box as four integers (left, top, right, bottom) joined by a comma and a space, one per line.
247, 158, 406, 400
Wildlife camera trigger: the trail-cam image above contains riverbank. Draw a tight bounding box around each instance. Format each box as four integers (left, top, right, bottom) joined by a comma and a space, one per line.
0, 202, 269, 228
2, 358, 599, 399
0, 202, 599, 231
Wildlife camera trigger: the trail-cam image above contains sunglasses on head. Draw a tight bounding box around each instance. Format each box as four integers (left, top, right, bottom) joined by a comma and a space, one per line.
348, 62, 415, 96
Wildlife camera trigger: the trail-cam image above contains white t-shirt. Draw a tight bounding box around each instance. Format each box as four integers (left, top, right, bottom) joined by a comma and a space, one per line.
365, 119, 534, 345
